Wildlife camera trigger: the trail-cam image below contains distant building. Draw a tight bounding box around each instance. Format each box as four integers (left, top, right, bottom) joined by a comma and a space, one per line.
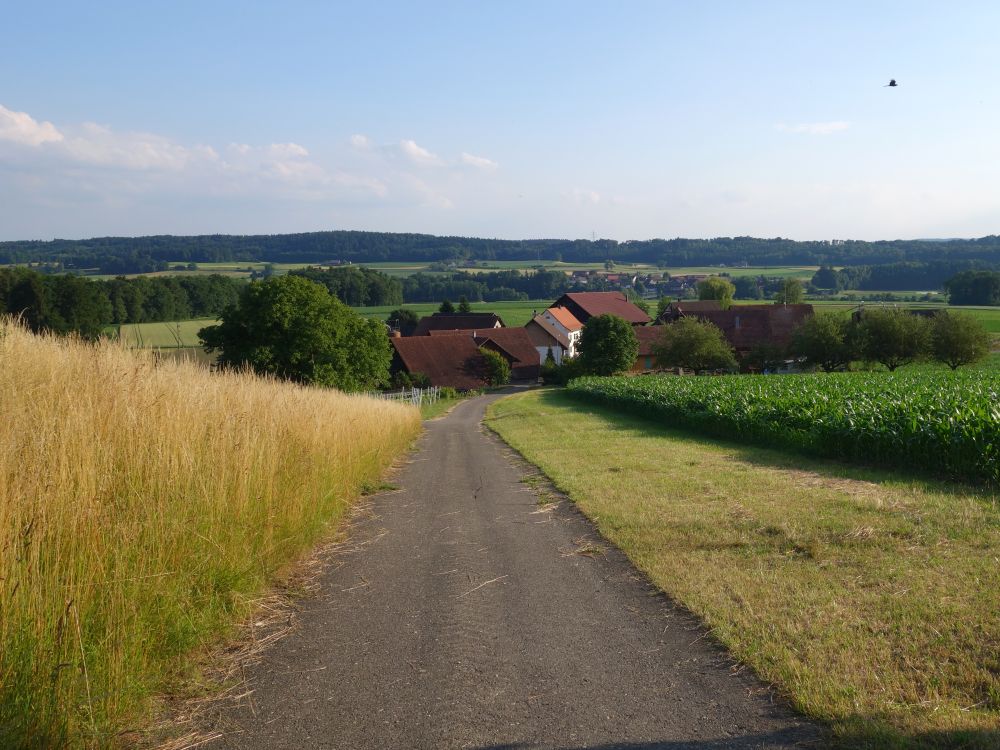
411, 312, 505, 336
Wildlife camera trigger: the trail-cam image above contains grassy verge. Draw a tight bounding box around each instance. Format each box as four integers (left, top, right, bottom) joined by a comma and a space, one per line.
486, 390, 999, 749
0, 321, 421, 748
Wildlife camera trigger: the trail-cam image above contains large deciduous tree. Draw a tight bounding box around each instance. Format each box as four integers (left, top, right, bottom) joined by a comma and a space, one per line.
775, 277, 805, 304
930, 311, 991, 370
199, 275, 390, 390
577, 314, 639, 376
653, 317, 737, 373
791, 313, 856, 372
856, 307, 931, 371
696, 277, 735, 309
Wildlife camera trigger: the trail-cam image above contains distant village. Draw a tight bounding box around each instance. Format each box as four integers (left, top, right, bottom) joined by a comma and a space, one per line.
389, 291, 813, 389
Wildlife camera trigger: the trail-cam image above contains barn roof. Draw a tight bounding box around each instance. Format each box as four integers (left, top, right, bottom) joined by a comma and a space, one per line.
412, 312, 505, 336
684, 304, 814, 351
390, 336, 486, 389
554, 292, 651, 324
472, 328, 540, 369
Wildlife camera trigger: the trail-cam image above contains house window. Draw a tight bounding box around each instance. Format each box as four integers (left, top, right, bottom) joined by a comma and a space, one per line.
734, 315, 741, 329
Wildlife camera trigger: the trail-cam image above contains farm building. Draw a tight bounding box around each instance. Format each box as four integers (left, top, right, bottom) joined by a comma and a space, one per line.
428, 328, 541, 381
550, 292, 651, 326
660, 303, 814, 357
389, 336, 488, 390
411, 312, 505, 336
630, 326, 666, 373
525, 313, 571, 364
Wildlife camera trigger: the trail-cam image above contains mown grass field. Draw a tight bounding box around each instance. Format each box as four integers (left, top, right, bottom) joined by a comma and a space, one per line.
0, 322, 421, 747
117, 318, 217, 347
487, 389, 999, 748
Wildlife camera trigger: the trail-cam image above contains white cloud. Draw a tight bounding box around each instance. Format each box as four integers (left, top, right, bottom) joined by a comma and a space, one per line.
460, 152, 498, 170
0, 104, 64, 146
400, 138, 441, 165
350, 133, 371, 150
775, 121, 851, 135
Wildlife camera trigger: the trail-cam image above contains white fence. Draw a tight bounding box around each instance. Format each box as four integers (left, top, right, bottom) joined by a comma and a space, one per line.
366, 386, 441, 407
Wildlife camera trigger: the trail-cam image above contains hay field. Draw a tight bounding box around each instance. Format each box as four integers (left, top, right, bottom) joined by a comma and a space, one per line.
0, 321, 420, 747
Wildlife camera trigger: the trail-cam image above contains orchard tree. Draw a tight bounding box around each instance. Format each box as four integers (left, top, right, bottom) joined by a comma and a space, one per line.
856, 307, 931, 371
930, 311, 991, 370
653, 317, 737, 373
577, 314, 639, 376
199, 275, 391, 390
791, 314, 856, 372
697, 277, 735, 309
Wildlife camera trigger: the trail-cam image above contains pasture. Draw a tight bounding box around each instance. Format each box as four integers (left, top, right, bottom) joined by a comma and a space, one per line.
487, 389, 999, 748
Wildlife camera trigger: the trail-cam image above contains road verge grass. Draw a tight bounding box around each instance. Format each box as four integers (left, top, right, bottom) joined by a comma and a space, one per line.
0, 321, 421, 748
486, 389, 999, 749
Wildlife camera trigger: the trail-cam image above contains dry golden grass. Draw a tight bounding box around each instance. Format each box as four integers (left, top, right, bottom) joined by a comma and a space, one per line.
488, 389, 1000, 749
0, 320, 420, 748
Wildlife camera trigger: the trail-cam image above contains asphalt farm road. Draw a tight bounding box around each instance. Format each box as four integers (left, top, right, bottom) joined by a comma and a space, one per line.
203, 391, 819, 750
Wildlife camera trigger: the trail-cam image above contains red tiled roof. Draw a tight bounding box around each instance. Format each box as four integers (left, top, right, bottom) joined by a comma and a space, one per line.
412, 312, 505, 336
473, 328, 540, 369
554, 292, 651, 325
390, 336, 487, 389
546, 306, 584, 332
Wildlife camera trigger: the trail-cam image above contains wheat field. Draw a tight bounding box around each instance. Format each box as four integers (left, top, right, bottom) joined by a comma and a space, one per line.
0, 320, 421, 748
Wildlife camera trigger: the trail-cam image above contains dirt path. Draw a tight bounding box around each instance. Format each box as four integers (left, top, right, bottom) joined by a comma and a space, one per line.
202, 392, 818, 749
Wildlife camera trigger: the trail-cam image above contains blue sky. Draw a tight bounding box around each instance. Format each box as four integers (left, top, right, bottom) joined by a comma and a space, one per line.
2, 1, 998, 241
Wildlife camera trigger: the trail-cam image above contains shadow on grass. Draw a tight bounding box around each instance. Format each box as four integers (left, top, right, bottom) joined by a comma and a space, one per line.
535, 389, 996, 502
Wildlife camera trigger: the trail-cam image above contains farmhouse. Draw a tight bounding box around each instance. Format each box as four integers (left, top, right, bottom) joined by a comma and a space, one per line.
428, 328, 541, 381
524, 313, 571, 364
550, 292, 651, 326
540, 306, 584, 358
411, 312, 505, 336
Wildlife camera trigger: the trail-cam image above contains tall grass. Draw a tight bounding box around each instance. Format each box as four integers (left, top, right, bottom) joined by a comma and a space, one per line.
0, 320, 421, 747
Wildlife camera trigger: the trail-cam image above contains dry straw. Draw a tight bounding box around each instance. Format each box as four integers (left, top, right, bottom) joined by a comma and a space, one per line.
0, 320, 420, 747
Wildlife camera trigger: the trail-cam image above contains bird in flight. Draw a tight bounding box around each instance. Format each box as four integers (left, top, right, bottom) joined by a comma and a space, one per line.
885, 79, 898, 87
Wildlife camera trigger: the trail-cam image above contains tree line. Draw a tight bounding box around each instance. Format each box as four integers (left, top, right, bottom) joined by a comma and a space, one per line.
810, 261, 999, 294
0, 268, 243, 338
7, 231, 1000, 272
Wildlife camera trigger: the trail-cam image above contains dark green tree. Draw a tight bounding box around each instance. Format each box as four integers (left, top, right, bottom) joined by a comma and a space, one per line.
856, 308, 931, 371
458, 295, 472, 313
944, 270, 1000, 306
387, 308, 419, 336
930, 311, 991, 370
199, 275, 390, 390
791, 314, 856, 372
653, 318, 737, 373
479, 347, 511, 386
439, 299, 455, 313
577, 314, 639, 376
775, 278, 805, 304
697, 277, 735, 309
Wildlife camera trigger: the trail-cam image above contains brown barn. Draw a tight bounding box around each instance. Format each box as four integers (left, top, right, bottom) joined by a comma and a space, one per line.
428, 328, 541, 381
676, 304, 814, 357
630, 326, 666, 373
389, 336, 487, 389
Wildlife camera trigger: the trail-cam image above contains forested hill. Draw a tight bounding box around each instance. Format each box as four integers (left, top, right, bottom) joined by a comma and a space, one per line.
4, 231, 1000, 274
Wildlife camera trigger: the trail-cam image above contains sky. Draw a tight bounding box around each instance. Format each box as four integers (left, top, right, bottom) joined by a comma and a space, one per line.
2, 1, 999, 242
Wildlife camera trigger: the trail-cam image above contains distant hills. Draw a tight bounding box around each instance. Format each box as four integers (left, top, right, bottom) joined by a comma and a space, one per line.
2, 230, 1000, 275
